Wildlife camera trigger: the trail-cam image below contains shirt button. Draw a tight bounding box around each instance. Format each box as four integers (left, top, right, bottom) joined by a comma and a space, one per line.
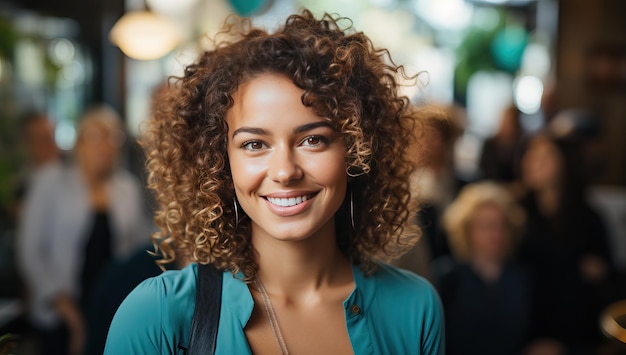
350, 304, 361, 315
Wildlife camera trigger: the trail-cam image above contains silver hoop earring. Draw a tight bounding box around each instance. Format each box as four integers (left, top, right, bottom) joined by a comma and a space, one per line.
350, 190, 355, 230
234, 198, 240, 228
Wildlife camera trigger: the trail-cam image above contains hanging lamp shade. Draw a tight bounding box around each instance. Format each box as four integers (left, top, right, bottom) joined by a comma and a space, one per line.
109, 11, 182, 61
146, 0, 199, 16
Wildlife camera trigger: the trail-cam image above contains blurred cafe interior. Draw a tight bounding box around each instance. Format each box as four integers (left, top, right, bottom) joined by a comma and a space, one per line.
0, 0, 625, 354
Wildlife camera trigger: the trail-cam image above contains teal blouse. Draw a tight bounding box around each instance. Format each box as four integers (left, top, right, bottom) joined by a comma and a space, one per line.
104, 262, 444, 354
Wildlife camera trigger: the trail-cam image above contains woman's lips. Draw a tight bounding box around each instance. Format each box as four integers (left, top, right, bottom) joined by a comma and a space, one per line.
266, 194, 312, 207
263, 192, 318, 216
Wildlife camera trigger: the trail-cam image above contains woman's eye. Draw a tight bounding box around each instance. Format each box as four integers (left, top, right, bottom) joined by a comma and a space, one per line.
242, 141, 266, 150
302, 136, 326, 147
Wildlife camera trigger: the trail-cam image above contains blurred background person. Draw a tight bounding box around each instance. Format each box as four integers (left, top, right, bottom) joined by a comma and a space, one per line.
2, 113, 62, 310
479, 103, 525, 184
12, 112, 62, 221
0, 113, 63, 354
517, 131, 616, 355
19, 112, 61, 173
82, 242, 163, 355
81, 84, 169, 355
393, 106, 464, 280
433, 181, 531, 355
16, 105, 151, 355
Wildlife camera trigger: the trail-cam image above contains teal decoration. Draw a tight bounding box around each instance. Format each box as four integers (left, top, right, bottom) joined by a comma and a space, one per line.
229, 0, 272, 17
491, 26, 528, 73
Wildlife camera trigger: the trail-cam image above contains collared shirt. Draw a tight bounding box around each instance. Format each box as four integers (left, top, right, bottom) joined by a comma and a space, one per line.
105, 262, 444, 354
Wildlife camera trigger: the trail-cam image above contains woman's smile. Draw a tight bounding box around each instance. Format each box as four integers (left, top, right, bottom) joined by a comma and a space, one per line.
262, 191, 319, 217
265, 191, 317, 207
266, 195, 309, 207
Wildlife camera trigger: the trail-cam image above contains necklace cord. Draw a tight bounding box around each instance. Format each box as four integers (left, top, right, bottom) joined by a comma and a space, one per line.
255, 278, 289, 355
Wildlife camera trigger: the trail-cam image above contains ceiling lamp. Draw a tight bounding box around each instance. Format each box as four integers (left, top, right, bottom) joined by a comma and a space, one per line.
109, 11, 182, 61
146, 0, 199, 16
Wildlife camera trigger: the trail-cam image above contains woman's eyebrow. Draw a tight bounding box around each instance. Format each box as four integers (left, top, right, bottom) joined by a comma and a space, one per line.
232, 127, 267, 139
294, 121, 332, 134
232, 121, 332, 139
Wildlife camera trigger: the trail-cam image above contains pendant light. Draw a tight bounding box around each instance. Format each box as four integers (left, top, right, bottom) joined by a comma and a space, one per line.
109, 10, 182, 61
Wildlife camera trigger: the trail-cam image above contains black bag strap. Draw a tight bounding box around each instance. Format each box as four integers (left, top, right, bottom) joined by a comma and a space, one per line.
181, 263, 223, 355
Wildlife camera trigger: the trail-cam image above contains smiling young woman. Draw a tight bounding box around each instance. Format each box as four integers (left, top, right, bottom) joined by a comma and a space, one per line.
104, 10, 444, 355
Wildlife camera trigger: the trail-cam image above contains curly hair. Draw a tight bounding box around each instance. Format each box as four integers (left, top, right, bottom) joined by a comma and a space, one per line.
142, 10, 421, 281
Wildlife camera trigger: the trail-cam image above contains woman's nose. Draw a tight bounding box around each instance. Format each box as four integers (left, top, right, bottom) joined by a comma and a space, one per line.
268, 147, 303, 185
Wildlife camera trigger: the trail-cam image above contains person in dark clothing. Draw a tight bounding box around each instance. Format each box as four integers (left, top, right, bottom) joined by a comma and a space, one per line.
83, 245, 163, 355
479, 103, 525, 183
394, 106, 465, 281
517, 132, 615, 355
433, 181, 531, 355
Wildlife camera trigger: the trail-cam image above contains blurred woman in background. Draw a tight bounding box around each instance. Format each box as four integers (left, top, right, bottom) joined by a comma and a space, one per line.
517, 132, 615, 355
433, 181, 531, 355
479, 103, 525, 184
17, 105, 150, 355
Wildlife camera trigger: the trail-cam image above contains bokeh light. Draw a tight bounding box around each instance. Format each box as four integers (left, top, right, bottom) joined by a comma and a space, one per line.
514, 75, 544, 114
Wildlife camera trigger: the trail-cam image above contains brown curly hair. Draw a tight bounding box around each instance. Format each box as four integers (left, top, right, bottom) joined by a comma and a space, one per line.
142, 10, 421, 281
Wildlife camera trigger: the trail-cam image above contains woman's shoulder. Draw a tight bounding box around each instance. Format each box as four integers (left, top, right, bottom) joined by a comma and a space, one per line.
119, 261, 198, 312
111, 168, 143, 190
140, 263, 198, 316
26, 162, 78, 201
369, 262, 441, 304
365, 262, 444, 353
105, 263, 198, 353
30, 161, 69, 186
156, 262, 198, 289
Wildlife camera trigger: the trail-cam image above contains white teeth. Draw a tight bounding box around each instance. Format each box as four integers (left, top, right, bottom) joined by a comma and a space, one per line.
267, 195, 309, 207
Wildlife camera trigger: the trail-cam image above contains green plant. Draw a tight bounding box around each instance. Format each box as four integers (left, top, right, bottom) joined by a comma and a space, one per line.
0, 17, 18, 59
0, 16, 20, 227
0, 83, 21, 229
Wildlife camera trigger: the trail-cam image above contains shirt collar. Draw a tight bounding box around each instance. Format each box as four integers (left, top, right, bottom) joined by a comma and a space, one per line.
222, 263, 376, 327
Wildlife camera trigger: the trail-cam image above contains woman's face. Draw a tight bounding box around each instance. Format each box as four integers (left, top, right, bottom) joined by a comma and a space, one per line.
76, 121, 123, 179
467, 203, 511, 262
522, 137, 562, 191
226, 73, 348, 243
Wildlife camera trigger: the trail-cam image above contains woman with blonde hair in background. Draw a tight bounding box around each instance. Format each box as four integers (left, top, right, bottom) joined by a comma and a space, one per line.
433, 181, 531, 355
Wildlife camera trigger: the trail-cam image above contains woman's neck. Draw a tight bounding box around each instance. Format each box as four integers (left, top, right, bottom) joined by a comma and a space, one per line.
80, 166, 110, 210
536, 187, 560, 217
79, 164, 109, 187
252, 226, 353, 304
469, 255, 504, 284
